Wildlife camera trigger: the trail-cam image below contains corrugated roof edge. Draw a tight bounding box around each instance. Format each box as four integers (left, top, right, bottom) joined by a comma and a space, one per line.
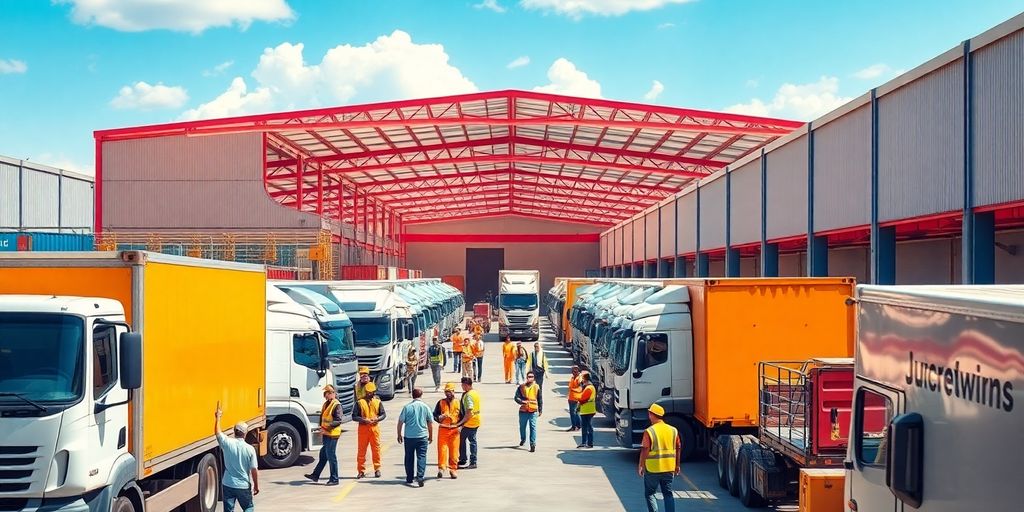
0, 154, 95, 183
603, 11, 1024, 236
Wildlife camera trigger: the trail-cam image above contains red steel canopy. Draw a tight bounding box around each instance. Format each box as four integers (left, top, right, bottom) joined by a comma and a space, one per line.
95, 90, 802, 227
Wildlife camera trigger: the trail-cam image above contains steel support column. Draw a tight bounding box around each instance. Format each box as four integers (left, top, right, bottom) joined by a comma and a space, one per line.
725, 167, 739, 277
645, 261, 657, 278
809, 236, 829, 276
696, 254, 709, 278
674, 256, 688, 278
869, 89, 895, 284
960, 40, 995, 284
695, 184, 703, 277
970, 211, 995, 284
659, 258, 671, 278
760, 148, 771, 277
762, 244, 779, 277
725, 249, 740, 277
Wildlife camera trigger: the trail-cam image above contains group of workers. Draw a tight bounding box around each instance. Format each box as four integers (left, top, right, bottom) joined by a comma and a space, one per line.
214, 317, 682, 512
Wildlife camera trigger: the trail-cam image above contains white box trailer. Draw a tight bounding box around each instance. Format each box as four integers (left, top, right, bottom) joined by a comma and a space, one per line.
846, 285, 1024, 512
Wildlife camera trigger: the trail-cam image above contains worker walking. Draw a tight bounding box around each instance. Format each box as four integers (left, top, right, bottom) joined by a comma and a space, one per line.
567, 366, 583, 432
460, 338, 477, 381
405, 346, 419, 395
473, 334, 486, 381
526, 342, 550, 389
433, 383, 463, 479
305, 385, 343, 485
514, 371, 543, 452
428, 338, 446, 391
502, 337, 516, 383
514, 341, 528, 384
472, 320, 484, 338
577, 371, 597, 449
397, 388, 434, 487
638, 404, 681, 512
457, 377, 481, 469
355, 366, 372, 401
451, 329, 464, 373
213, 404, 259, 511
354, 382, 386, 479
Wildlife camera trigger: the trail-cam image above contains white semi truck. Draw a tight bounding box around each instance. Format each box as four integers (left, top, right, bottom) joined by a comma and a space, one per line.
845, 285, 1024, 512
498, 270, 541, 341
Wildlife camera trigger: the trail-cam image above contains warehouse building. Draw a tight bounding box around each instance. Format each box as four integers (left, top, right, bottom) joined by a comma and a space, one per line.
0, 154, 95, 251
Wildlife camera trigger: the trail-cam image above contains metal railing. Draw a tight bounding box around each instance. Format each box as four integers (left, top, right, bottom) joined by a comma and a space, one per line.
759, 360, 813, 453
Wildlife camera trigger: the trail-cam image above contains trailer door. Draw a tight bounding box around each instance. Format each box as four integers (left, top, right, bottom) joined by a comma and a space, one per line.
845, 379, 901, 512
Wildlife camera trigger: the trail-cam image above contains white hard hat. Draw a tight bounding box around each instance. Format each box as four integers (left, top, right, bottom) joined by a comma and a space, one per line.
234, 421, 248, 436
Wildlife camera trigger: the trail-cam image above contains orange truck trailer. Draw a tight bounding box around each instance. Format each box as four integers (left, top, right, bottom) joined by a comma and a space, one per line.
546, 277, 595, 348
0, 251, 267, 512
610, 278, 856, 462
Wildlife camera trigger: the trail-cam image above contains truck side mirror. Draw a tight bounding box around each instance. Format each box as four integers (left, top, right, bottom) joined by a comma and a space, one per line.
886, 412, 924, 508
404, 323, 415, 341
318, 339, 330, 375
119, 332, 142, 390
634, 337, 648, 374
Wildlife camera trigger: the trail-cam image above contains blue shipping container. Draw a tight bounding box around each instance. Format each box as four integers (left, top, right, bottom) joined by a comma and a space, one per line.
0, 232, 94, 252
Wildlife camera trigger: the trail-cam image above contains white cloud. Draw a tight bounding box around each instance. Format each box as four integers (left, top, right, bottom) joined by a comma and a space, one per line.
745, 78, 759, 88
110, 81, 189, 110
183, 31, 477, 119
0, 59, 27, 74
474, 0, 507, 13
657, 22, 675, 29
58, 0, 293, 33
203, 60, 235, 77
180, 77, 272, 120
532, 58, 601, 98
521, 0, 692, 18
643, 80, 664, 101
37, 153, 93, 176
507, 56, 531, 69
853, 63, 891, 80
724, 76, 851, 121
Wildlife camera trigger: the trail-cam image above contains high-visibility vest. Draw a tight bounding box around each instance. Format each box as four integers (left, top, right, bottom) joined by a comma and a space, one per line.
461, 389, 482, 428
644, 421, 678, 473
321, 399, 342, 438
437, 398, 461, 426
568, 375, 583, 402
461, 349, 476, 363
452, 336, 463, 353
357, 397, 381, 423
519, 383, 540, 413
429, 345, 444, 364
473, 325, 483, 335
355, 382, 370, 401
579, 384, 597, 415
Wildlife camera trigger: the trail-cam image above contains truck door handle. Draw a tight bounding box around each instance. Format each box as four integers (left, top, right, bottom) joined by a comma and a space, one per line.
843, 460, 853, 470
661, 387, 671, 396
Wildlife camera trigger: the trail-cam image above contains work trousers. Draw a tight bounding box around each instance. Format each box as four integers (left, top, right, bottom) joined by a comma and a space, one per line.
311, 435, 339, 481
534, 370, 546, 389
581, 413, 595, 446
514, 359, 527, 384
503, 358, 515, 383
476, 355, 484, 380
453, 352, 462, 372
430, 363, 443, 388
405, 367, 417, 394
458, 426, 478, 465
437, 426, 460, 475
568, 400, 581, 429
644, 471, 675, 512
462, 358, 476, 380
403, 437, 428, 483
356, 424, 381, 473
518, 411, 538, 445
222, 485, 254, 512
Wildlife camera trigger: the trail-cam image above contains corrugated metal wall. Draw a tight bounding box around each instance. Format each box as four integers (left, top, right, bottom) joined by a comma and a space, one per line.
659, 201, 675, 258
973, 28, 1024, 208
600, 233, 608, 267
766, 135, 809, 239
0, 163, 18, 228
644, 210, 658, 260
699, 177, 726, 250
632, 218, 644, 262
677, 193, 696, 254
0, 158, 94, 232
21, 170, 59, 230
813, 106, 871, 231
60, 178, 93, 230
623, 221, 634, 263
878, 62, 965, 221
729, 159, 761, 245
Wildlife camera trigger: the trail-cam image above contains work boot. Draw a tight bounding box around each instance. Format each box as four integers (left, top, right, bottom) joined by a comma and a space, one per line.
326, 479, 340, 486
303, 474, 318, 483
374, 470, 381, 478
450, 472, 457, 479
519, 440, 525, 447
417, 478, 425, 487
530, 444, 536, 453
356, 472, 365, 479
466, 463, 478, 469
437, 471, 443, 478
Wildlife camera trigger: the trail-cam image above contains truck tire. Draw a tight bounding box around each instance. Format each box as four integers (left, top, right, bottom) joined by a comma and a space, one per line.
112, 496, 136, 512
737, 444, 766, 508
185, 453, 219, 512
726, 435, 745, 497
715, 436, 731, 489
262, 422, 301, 469
664, 416, 697, 461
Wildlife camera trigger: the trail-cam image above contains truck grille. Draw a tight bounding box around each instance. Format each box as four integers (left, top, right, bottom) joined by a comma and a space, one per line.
335, 373, 357, 416
508, 316, 531, 325
356, 354, 382, 369
0, 446, 38, 496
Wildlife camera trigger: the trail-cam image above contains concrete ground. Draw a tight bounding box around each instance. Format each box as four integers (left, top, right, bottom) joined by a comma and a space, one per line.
255, 320, 792, 511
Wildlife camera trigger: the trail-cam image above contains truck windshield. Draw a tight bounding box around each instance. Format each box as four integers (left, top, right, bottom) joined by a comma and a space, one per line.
351, 318, 391, 347
612, 329, 634, 374
499, 293, 538, 310
322, 321, 356, 357
0, 313, 84, 404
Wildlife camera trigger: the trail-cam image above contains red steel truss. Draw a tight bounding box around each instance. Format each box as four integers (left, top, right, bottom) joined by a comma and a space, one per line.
94, 90, 801, 232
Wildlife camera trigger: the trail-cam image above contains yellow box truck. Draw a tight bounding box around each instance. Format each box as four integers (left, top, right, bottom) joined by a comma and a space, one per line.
0, 251, 266, 512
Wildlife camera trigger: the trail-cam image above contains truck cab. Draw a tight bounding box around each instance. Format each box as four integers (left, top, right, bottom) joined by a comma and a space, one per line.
498, 270, 541, 341
262, 285, 334, 469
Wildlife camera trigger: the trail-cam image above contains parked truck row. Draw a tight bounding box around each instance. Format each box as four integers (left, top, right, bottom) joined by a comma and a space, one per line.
549, 278, 1024, 511
0, 251, 464, 512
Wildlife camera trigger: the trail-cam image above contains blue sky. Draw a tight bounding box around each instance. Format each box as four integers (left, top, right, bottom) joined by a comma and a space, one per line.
1, 0, 1022, 175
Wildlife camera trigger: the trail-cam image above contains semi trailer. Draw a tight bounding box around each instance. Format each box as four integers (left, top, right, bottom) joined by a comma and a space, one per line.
0, 251, 267, 512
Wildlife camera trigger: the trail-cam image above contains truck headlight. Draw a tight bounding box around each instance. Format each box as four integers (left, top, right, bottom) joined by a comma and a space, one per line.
618, 418, 629, 428
381, 373, 392, 383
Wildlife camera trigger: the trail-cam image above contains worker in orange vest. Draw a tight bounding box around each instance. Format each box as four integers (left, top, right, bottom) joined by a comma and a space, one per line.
567, 366, 583, 432
461, 338, 477, 381
514, 371, 543, 452
472, 321, 484, 338
451, 329, 464, 374
432, 382, 464, 479
502, 337, 516, 384
473, 333, 486, 381
353, 382, 386, 479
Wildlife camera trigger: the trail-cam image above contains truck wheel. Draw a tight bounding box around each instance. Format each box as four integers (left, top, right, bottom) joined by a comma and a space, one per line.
262, 422, 301, 469
665, 416, 697, 461
715, 436, 730, 489
737, 444, 766, 507
726, 435, 745, 497
112, 496, 136, 512
185, 453, 219, 512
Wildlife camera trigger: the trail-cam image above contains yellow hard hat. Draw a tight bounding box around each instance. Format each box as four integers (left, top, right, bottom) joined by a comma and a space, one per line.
323, 384, 336, 393
648, 403, 665, 417
444, 382, 456, 391
364, 382, 377, 393
358, 366, 370, 374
